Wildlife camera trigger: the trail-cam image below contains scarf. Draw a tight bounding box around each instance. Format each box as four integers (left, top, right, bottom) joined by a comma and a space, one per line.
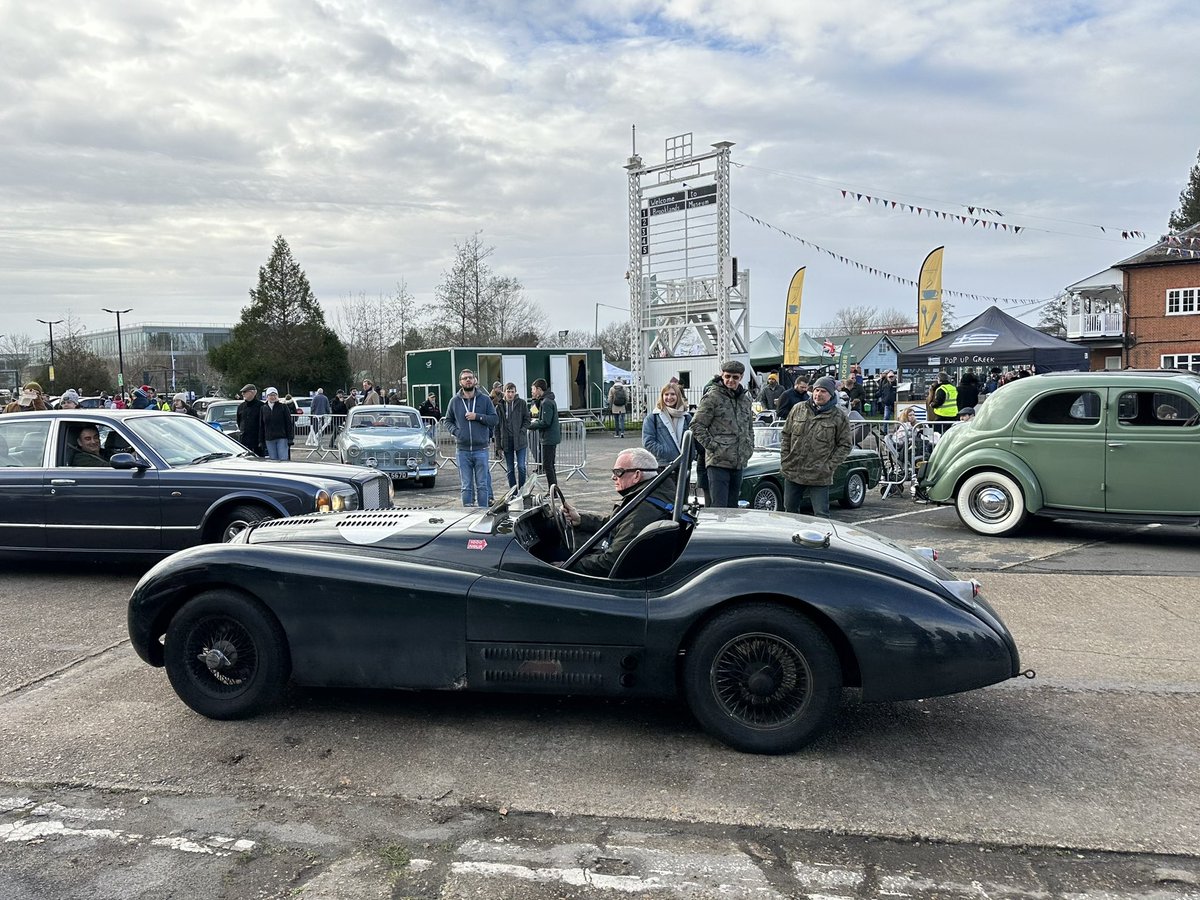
811, 396, 838, 414
657, 406, 687, 450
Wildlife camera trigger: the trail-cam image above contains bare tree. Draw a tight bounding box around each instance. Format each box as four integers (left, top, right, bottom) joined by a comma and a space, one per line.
1037, 294, 1069, 337
596, 320, 633, 365
540, 329, 592, 349
429, 233, 544, 346
336, 290, 407, 388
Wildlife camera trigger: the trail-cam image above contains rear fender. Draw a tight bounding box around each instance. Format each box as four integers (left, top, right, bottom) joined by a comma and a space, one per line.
931, 449, 1044, 512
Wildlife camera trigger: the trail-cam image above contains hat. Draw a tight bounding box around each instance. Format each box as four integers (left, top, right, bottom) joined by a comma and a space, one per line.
958, 407, 976, 418
768, 373, 778, 381
132, 387, 148, 400
140, 384, 153, 392
938, 371, 951, 383
813, 376, 838, 395
62, 389, 81, 403
23, 381, 43, 393
239, 384, 257, 394
265, 386, 279, 397
173, 392, 187, 402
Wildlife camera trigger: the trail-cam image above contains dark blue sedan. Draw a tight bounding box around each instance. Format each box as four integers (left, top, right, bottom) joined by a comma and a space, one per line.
0, 410, 394, 560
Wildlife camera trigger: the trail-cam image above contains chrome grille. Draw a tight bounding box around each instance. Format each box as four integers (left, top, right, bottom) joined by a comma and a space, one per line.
359, 474, 391, 509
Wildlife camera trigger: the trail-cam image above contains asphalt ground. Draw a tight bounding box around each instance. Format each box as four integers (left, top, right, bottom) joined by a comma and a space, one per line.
2, 429, 1199, 898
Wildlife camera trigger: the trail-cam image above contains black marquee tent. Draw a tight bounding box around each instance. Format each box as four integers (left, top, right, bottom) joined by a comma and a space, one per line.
897, 306, 1088, 372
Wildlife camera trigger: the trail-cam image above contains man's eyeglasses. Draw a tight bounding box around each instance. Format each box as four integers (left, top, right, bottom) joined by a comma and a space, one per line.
611, 467, 658, 478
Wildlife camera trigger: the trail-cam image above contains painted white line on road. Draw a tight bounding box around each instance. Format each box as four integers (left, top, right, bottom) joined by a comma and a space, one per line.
0, 812, 256, 857
450, 859, 781, 895
859, 505, 944, 524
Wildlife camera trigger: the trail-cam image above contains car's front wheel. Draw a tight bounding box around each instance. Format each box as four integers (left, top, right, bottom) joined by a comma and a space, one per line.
218, 504, 275, 542
955, 470, 1027, 536
839, 470, 867, 509
164, 590, 290, 719
683, 604, 842, 754
750, 480, 782, 510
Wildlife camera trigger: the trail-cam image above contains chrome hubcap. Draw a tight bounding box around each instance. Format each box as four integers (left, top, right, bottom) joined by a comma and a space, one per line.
973, 486, 1012, 521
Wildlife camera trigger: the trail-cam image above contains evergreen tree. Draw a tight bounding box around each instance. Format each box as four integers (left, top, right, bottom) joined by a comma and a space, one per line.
209, 236, 350, 395
1168, 149, 1200, 232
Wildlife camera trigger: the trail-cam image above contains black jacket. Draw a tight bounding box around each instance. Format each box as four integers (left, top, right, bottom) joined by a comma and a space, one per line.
575, 477, 678, 577
237, 397, 265, 452
260, 400, 295, 442
776, 388, 809, 422
496, 397, 531, 451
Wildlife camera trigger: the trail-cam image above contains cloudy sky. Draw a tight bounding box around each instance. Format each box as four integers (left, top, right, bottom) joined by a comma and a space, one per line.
3, 0, 1199, 351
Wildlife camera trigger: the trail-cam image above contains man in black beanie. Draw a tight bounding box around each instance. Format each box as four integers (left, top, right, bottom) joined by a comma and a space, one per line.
779, 375, 852, 517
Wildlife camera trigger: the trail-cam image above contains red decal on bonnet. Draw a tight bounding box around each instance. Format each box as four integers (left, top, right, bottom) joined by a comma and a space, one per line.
467, 539, 488, 550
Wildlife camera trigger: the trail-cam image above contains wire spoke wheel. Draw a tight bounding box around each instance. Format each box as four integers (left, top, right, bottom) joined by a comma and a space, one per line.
711, 632, 811, 728
182, 615, 260, 694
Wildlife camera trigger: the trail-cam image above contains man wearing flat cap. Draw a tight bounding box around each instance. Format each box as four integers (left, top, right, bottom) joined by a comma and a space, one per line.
236, 384, 266, 457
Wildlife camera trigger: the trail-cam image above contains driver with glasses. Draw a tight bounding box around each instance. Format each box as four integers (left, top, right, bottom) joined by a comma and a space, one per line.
560, 447, 679, 577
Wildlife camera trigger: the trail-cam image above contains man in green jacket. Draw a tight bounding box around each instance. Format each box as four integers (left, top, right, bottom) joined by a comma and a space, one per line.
779, 376, 852, 517
690, 360, 754, 508
527, 379, 561, 489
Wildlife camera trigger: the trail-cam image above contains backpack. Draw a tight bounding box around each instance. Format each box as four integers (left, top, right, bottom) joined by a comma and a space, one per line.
611, 383, 627, 407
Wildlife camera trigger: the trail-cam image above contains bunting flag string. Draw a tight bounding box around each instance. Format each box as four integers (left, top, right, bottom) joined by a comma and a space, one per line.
1162, 234, 1200, 257
736, 208, 1056, 305
837, 189, 1147, 239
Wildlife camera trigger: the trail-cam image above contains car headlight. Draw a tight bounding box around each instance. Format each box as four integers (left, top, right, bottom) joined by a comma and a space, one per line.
331, 489, 358, 512
315, 490, 332, 513
424, 446, 435, 457
347, 445, 360, 457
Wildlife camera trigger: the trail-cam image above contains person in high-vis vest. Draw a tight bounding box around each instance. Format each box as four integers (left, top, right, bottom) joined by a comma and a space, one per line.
930, 371, 959, 421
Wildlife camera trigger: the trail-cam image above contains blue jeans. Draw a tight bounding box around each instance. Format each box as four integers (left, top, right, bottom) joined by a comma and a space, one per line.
784, 481, 831, 517
504, 446, 528, 488
882, 403, 895, 423
614, 412, 626, 436
705, 466, 743, 509
457, 448, 491, 506
265, 438, 289, 460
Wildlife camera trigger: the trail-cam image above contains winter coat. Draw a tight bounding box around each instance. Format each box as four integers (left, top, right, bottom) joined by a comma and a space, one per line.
607, 383, 629, 414
260, 400, 295, 442
418, 399, 441, 420
690, 382, 754, 470
496, 397, 531, 452
956, 378, 980, 410
776, 388, 809, 423
642, 409, 692, 466
527, 391, 561, 445
780, 401, 852, 487
310, 392, 331, 416
444, 391, 498, 451
877, 380, 897, 407
759, 381, 786, 410
574, 476, 679, 577
237, 397, 265, 452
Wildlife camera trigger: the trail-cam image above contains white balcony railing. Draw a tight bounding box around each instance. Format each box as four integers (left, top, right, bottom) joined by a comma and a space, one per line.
1065, 312, 1124, 339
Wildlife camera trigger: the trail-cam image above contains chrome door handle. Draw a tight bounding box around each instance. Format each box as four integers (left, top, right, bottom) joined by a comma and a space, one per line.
1107, 442, 1125, 448
1012, 439, 1028, 445
50, 478, 77, 485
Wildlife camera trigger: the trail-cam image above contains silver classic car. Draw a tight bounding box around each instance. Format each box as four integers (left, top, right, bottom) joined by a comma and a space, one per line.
334, 404, 438, 487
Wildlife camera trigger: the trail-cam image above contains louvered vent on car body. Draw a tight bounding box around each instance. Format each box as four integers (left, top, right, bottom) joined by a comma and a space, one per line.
255, 516, 323, 528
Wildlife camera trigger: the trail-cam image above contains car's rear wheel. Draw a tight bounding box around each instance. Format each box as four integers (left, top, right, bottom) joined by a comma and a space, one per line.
218, 504, 275, 542
750, 481, 782, 510
164, 590, 290, 720
839, 470, 867, 509
955, 470, 1027, 536
683, 604, 842, 754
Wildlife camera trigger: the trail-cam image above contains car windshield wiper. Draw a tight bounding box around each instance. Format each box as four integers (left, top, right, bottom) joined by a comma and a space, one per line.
189, 452, 235, 465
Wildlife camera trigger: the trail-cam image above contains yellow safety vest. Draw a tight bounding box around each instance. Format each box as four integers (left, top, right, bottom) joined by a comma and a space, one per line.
932, 383, 958, 418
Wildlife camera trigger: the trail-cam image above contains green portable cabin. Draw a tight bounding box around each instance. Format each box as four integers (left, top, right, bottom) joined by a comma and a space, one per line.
406, 347, 605, 412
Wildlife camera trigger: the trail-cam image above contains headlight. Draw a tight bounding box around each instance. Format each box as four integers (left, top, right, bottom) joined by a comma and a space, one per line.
348, 445, 360, 457
331, 489, 358, 512
424, 446, 435, 457
315, 490, 332, 513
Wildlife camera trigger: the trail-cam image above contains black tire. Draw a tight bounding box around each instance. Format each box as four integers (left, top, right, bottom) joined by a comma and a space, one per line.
683, 604, 842, 754
217, 504, 275, 542
750, 480, 782, 511
164, 590, 290, 720
839, 470, 867, 509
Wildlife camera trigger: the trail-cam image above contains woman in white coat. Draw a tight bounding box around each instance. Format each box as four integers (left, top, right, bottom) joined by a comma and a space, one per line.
641, 383, 692, 467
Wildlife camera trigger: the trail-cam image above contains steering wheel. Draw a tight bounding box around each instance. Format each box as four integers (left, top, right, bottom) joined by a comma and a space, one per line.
548, 484, 575, 554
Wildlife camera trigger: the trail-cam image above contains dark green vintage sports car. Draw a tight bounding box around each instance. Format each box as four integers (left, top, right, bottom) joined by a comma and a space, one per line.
730, 426, 883, 511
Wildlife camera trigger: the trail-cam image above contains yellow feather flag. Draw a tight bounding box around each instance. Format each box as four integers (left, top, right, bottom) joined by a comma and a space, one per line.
783, 267, 805, 365
918, 247, 944, 345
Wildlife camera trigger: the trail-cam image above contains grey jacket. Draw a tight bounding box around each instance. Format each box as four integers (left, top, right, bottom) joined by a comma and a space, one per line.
444, 391, 499, 451
496, 397, 531, 452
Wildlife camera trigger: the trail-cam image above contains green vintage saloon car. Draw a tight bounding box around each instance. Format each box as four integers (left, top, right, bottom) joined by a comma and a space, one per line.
723, 425, 883, 511
918, 370, 1200, 535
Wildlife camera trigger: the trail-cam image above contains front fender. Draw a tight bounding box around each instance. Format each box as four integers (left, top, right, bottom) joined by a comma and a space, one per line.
921, 448, 1044, 513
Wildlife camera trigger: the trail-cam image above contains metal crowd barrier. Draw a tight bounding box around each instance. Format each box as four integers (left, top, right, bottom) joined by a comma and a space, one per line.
555, 418, 588, 482
295, 414, 345, 459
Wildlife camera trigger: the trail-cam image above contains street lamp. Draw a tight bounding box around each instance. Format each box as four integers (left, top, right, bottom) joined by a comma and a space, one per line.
36, 319, 64, 387
102, 307, 132, 395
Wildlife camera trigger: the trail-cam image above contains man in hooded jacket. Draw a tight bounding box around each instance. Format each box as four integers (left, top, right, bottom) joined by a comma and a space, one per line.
780, 375, 852, 517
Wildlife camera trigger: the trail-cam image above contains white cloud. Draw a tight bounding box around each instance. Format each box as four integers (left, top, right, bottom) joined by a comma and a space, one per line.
1, 0, 1197, 356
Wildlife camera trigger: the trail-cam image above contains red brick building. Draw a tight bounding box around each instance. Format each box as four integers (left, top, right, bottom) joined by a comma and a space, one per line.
1065, 223, 1200, 370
